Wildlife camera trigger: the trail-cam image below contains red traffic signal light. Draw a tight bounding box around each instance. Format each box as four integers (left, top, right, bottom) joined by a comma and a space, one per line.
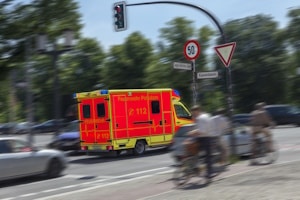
115, 5, 121, 13
113, 2, 127, 31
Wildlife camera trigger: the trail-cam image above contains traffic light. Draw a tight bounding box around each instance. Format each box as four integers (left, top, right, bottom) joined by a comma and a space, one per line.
113, 2, 127, 31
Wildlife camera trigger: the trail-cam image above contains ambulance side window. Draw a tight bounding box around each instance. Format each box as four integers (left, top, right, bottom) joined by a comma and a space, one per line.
151, 101, 160, 114
97, 103, 105, 117
83, 105, 91, 118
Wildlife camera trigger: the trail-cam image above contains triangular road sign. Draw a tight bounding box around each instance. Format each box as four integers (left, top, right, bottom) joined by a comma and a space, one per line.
214, 42, 236, 67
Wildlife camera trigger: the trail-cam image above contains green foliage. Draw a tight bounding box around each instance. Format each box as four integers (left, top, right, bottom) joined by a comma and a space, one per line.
1, 4, 300, 122
60, 38, 105, 93
219, 15, 288, 112
0, 0, 82, 121
103, 32, 153, 89
145, 17, 214, 106
286, 8, 300, 106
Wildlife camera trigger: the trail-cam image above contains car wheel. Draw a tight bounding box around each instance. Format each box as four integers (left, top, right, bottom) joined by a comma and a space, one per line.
46, 158, 63, 178
134, 140, 146, 155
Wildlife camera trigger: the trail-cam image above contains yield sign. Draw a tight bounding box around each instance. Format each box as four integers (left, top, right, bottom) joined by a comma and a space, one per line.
214, 42, 236, 67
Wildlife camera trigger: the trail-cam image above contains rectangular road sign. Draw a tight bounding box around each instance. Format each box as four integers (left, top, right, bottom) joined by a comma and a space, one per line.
173, 62, 192, 70
197, 71, 219, 79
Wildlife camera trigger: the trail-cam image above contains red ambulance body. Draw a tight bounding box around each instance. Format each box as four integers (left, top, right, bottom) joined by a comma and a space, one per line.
75, 88, 192, 155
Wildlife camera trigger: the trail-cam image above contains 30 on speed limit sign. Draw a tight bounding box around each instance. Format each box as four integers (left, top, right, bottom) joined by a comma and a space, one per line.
183, 40, 201, 60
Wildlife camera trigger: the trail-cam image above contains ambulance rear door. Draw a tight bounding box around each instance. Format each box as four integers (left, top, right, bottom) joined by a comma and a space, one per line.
78, 98, 95, 144
148, 91, 164, 142
93, 97, 111, 144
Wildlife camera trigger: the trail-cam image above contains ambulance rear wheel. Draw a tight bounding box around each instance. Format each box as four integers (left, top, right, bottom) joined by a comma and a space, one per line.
134, 140, 146, 155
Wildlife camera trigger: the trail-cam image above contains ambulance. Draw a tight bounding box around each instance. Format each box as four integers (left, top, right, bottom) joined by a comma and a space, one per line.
74, 88, 192, 155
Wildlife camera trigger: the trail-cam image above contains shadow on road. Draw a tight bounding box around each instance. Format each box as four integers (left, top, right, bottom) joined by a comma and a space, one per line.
0, 175, 64, 188
69, 148, 170, 165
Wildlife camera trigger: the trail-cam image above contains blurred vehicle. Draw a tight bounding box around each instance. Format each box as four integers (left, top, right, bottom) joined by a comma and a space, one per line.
0, 137, 67, 181
265, 104, 300, 126
224, 126, 252, 156
32, 119, 67, 133
171, 124, 252, 159
171, 124, 197, 159
15, 122, 33, 134
0, 122, 17, 135
0, 124, 4, 134
232, 114, 252, 126
48, 120, 80, 151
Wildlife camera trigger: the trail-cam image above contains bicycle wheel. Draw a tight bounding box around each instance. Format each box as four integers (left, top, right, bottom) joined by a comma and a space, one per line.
172, 165, 190, 186
265, 140, 279, 164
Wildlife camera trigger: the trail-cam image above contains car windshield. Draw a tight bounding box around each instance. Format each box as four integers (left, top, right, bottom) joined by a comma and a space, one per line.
63, 121, 79, 132
289, 106, 300, 114
174, 104, 191, 119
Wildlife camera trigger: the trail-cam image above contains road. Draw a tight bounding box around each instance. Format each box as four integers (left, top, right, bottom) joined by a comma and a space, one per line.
0, 126, 299, 200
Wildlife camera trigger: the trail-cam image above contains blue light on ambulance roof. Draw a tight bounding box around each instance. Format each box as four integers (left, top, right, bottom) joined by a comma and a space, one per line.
100, 90, 108, 95
173, 89, 180, 96
72, 93, 77, 99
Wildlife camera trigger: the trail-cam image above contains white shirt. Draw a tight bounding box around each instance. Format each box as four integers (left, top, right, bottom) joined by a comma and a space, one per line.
195, 113, 213, 137
211, 114, 230, 137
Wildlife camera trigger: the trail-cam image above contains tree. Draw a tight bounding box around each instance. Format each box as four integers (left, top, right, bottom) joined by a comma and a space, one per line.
145, 17, 194, 104
218, 15, 288, 112
145, 17, 214, 106
286, 8, 300, 105
103, 32, 153, 89
0, 0, 82, 121
60, 38, 105, 93
0, 0, 16, 80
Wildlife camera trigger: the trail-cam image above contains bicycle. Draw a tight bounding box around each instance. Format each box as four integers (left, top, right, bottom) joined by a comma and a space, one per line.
172, 137, 223, 187
172, 154, 208, 187
251, 134, 279, 165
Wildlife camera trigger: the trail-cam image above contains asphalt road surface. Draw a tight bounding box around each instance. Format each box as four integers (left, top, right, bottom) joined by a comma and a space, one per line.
0, 126, 299, 200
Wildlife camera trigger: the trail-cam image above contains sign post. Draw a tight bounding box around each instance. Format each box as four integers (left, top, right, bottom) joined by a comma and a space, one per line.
183, 40, 200, 105
215, 42, 236, 156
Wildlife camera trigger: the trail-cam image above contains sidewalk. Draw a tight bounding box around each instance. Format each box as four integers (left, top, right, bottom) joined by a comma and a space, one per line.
144, 160, 300, 200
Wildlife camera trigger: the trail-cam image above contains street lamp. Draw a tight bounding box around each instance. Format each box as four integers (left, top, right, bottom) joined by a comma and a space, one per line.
36, 30, 74, 135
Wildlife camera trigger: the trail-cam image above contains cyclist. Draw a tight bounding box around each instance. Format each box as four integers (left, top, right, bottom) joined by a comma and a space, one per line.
250, 102, 274, 164
188, 105, 214, 179
211, 108, 230, 165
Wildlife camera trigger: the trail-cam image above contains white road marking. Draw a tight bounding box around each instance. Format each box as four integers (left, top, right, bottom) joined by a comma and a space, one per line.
60, 185, 78, 189
3, 167, 170, 200
34, 174, 156, 200
156, 169, 173, 175
41, 189, 60, 193
19, 193, 38, 197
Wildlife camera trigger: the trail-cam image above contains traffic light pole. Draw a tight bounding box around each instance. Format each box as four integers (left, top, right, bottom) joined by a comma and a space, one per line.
126, 0, 237, 156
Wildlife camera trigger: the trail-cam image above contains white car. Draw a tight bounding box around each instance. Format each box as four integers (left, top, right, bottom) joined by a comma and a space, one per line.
0, 137, 68, 181
223, 126, 252, 156
171, 124, 253, 159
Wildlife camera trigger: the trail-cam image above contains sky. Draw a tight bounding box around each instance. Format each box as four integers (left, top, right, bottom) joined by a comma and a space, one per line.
77, 0, 300, 52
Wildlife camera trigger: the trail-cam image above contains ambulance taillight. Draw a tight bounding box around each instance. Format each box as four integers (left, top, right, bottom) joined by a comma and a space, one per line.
81, 146, 88, 151
106, 146, 113, 151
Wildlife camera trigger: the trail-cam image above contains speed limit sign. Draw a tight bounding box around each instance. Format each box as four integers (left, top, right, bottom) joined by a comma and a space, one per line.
183, 40, 201, 60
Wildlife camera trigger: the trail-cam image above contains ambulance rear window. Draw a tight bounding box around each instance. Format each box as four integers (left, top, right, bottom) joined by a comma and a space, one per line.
83, 105, 91, 118
97, 103, 105, 117
151, 101, 160, 114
